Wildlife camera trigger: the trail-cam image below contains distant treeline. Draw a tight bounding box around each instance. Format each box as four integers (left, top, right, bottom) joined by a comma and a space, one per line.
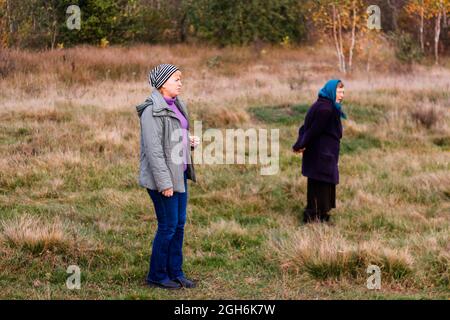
0, 1, 449, 60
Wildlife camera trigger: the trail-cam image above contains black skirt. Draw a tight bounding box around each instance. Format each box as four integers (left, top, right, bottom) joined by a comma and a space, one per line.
304, 178, 336, 222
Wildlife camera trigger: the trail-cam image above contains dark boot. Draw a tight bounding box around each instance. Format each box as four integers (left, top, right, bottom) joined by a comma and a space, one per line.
303, 209, 319, 224
320, 212, 330, 222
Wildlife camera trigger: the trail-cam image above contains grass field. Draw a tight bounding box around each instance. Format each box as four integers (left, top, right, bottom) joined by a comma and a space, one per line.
0, 45, 449, 299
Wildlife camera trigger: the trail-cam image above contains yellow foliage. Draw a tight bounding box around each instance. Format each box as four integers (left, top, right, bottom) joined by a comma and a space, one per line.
100, 37, 110, 48
281, 36, 291, 48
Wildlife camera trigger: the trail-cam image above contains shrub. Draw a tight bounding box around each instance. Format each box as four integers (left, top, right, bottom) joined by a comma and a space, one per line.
187, 0, 307, 46
391, 32, 423, 65
410, 107, 440, 129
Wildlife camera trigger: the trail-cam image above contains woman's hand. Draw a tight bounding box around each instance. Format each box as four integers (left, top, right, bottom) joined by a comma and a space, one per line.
162, 188, 174, 197
190, 135, 200, 149
293, 148, 305, 154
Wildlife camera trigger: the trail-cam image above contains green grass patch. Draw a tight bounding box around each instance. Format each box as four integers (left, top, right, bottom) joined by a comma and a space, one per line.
432, 136, 450, 150
344, 102, 385, 123
341, 133, 382, 155
249, 104, 309, 125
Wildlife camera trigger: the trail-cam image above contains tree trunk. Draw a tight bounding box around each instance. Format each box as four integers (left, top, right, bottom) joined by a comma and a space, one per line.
366, 35, 371, 74
332, 4, 344, 73
337, 10, 346, 73
444, 7, 448, 28
179, 12, 187, 42
348, 0, 357, 72
387, 0, 398, 31
434, 9, 442, 65
51, 21, 57, 50
420, 3, 424, 52
6, 0, 13, 33
50, 3, 58, 50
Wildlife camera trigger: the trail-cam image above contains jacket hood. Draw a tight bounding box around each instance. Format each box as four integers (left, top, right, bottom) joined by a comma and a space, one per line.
136, 88, 188, 119
136, 97, 153, 118
136, 88, 171, 118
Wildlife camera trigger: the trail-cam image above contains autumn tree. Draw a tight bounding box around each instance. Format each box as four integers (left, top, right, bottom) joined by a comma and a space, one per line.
430, 0, 450, 64
405, 0, 426, 51
406, 0, 450, 64
387, 0, 408, 32
310, 0, 367, 73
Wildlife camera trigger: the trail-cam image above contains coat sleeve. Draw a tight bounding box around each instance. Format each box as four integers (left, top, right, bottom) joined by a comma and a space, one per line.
296, 108, 332, 149
292, 125, 305, 151
140, 108, 173, 192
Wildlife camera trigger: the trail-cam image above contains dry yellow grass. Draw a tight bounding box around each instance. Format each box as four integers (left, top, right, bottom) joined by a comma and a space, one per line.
0, 214, 70, 254
268, 224, 414, 281
205, 219, 248, 236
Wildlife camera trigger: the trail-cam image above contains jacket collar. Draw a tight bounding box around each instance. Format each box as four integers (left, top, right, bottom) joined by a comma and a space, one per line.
317, 96, 334, 104
150, 88, 189, 120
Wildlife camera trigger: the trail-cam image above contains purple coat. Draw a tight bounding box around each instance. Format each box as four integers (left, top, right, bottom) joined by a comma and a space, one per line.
292, 97, 343, 185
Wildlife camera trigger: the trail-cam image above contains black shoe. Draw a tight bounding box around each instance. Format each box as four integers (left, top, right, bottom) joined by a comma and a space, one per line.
147, 279, 182, 290
320, 212, 331, 222
174, 276, 196, 288
303, 209, 319, 224
302, 210, 311, 223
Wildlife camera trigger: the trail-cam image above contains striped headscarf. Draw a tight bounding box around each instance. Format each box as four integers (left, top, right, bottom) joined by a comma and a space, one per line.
148, 64, 180, 89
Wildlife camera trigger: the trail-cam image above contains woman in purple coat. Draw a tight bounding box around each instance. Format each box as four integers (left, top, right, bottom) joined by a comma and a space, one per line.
292, 79, 346, 223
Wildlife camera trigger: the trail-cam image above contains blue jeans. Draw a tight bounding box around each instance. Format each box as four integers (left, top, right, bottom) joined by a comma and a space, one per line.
146, 172, 188, 283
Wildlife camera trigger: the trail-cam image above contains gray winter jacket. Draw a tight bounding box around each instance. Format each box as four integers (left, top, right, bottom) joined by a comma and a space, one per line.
136, 89, 196, 193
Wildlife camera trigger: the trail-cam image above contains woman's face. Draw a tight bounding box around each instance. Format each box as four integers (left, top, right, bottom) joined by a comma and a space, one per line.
336, 86, 345, 103
161, 70, 182, 98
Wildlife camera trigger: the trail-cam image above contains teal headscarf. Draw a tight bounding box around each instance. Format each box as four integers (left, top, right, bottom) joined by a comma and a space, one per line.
318, 79, 347, 119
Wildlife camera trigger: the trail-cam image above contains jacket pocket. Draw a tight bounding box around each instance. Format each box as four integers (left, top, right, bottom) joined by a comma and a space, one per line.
164, 144, 185, 166
318, 152, 335, 177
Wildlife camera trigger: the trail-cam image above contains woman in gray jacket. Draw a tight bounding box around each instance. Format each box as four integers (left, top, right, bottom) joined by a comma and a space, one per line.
136, 64, 197, 289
